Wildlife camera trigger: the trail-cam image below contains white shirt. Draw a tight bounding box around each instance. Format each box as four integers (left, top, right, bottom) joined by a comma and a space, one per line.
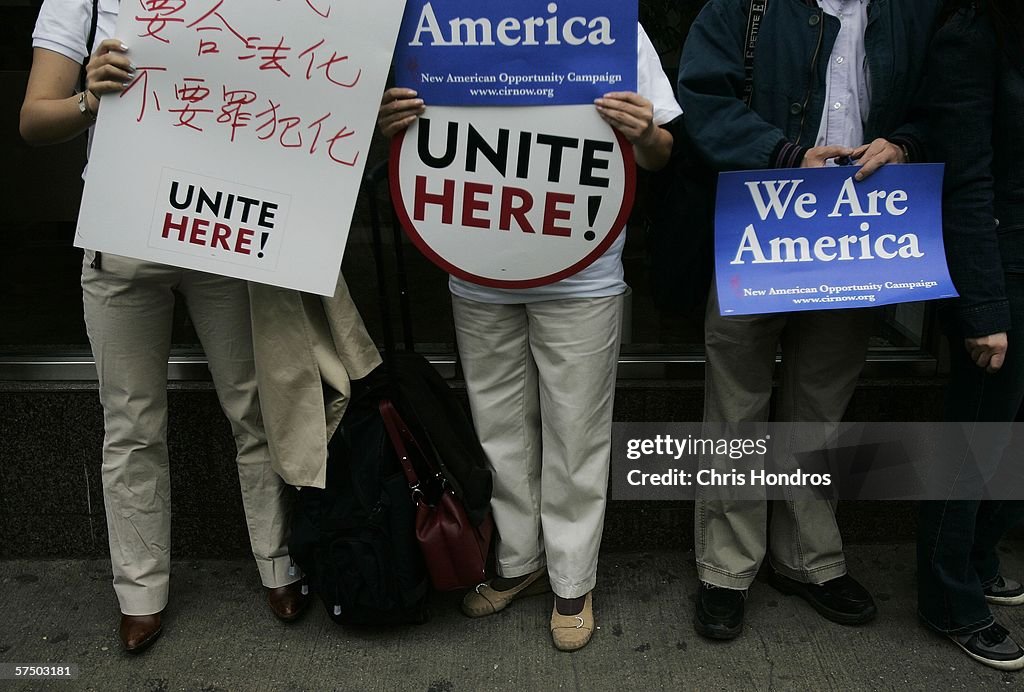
33, 0, 119, 65
450, 24, 683, 305
815, 0, 871, 148
33, 0, 120, 176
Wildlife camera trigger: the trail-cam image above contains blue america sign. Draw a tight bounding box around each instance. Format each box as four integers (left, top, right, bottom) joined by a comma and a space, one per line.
393, 1, 637, 105
714, 164, 957, 316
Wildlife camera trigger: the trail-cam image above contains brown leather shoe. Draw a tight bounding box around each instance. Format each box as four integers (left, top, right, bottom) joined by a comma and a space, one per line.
119, 612, 163, 654
266, 582, 309, 622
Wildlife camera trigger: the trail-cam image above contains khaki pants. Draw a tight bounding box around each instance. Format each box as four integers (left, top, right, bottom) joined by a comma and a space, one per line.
452, 294, 623, 599
82, 252, 295, 616
696, 287, 872, 589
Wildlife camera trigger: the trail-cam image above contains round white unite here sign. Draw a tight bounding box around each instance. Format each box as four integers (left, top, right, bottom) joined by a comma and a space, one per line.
390, 104, 636, 288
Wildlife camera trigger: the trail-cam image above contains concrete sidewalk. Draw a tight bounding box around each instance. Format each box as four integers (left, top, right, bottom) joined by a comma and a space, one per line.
1, 545, 1022, 691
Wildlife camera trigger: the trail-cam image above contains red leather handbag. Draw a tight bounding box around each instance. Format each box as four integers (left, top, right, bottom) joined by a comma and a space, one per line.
379, 399, 494, 591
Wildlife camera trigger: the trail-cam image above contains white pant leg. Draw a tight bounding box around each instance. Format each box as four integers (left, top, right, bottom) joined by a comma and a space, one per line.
527, 295, 623, 599
452, 296, 545, 578
179, 270, 296, 588
82, 252, 177, 616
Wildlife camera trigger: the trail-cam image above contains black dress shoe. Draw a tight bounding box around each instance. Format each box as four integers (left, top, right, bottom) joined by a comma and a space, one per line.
267, 582, 310, 622
768, 571, 876, 625
694, 582, 744, 640
119, 612, 163, 654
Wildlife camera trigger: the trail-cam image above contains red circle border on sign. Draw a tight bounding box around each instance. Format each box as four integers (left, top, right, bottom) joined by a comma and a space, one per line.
388, 117, 637, 290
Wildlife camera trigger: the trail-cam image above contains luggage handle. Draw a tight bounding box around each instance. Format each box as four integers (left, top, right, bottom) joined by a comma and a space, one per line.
364, 160, 414, 357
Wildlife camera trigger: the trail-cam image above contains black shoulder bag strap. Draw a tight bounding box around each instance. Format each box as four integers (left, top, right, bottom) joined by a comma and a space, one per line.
80, 0, 100, 92
742, 1, 768, 107
82, 0, 104, 271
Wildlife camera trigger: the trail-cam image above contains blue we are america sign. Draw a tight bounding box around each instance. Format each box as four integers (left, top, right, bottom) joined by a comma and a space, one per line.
714, 164, 957, 316
393, 1, 637, 106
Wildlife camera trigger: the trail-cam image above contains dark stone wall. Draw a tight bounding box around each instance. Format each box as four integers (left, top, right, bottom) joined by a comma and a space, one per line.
0, 378, 947, 559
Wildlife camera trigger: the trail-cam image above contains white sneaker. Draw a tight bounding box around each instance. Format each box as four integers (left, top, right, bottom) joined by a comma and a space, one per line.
950, 622, 1024, 671
985, 575, 1024, 606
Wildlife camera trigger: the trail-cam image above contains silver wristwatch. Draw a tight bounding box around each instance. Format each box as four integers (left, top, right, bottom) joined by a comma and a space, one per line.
78, 91, 97, 121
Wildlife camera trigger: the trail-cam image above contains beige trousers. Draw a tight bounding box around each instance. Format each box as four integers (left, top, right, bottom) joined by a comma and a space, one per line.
452, 294, 623, 599
697, 286, 872, 590
82, 252, 295, 616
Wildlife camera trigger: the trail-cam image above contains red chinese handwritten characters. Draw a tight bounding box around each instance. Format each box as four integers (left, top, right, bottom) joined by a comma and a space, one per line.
188, 0, 259, 54
299, 39, 361, 88
170, 77, 213, 131
135, 0, 187, 44
219, 87, 257, 142
121, 65, 167, 122
121, 0, 361, 166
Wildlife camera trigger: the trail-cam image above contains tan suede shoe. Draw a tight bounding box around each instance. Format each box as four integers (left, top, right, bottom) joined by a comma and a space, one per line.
461, 567, 550, 618
550, 592, 594, 652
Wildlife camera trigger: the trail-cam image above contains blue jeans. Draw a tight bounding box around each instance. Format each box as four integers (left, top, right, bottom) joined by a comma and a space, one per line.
917, 270, 1024, 634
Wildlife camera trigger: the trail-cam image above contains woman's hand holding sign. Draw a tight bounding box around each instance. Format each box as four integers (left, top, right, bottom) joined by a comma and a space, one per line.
85, 39, 136, 114
594, 91, 672, 171
378, 87, 425, 138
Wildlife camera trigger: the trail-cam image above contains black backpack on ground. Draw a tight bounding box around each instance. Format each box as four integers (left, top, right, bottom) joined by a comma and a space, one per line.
288, 379, 430, 626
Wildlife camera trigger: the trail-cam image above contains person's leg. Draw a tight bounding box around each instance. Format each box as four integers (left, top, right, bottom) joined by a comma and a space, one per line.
759, 308, 876, 625
973, 502, 1024, 592
525, 295, 621, 652
918, 275, 1024, 670
957, 298, 1024, 601
918, 498, 993, 631
179, 270, 295, 591
919, 303, 1024, 633
698, 287, 785, 590
452, 296, 545, 579
82, 252, 176, 617
768, 308, 872, 585
526, 295, 623, 601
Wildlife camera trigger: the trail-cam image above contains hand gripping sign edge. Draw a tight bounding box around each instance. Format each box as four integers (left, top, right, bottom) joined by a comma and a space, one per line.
388, 113, 637, 289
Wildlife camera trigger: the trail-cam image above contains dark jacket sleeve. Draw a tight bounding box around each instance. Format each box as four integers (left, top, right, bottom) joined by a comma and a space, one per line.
677, 0, 803, 171
928, 11, 1008, 336
888, 98, 928, 164
887, 2, 944, 163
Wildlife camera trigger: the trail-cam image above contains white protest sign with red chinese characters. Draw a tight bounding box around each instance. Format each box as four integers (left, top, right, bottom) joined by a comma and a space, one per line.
389, 105, 635, 287
76, 0, 407, 295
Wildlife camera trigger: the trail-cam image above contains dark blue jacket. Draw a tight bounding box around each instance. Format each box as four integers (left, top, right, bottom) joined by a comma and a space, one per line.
678, 0, 940, 172
930, 8, 1024, 337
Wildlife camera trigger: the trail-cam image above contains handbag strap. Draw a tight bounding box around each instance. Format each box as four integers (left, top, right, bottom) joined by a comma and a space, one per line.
742, 1, 768, 107
379, 399, 446, 502
379, 399, 421, 494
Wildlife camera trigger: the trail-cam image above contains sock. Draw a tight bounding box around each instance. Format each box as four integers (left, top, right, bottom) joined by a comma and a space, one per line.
491, 574, 531, 592
555, 595, 586, 616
